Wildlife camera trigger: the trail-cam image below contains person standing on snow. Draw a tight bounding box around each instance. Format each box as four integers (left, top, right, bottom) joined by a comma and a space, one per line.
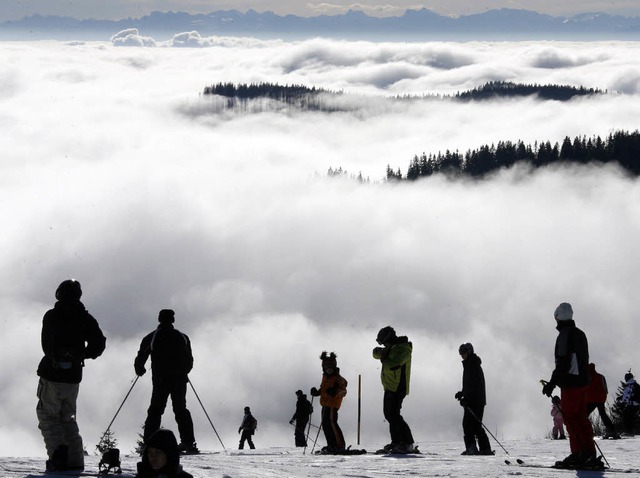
310, 351, 348, 454
455, 343, 493, 455
618, 371, 640, 435
238, 406, 257, 449
135, 309, 199, 454
585, 363, 618, 439
542, 302, 602, 470
373, 326, 416, 454
36, 279, 106, 472
551, 396, 566, 439
290, 390, 313, 447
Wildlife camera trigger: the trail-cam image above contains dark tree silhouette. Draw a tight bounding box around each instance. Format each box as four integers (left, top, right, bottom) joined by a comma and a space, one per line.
394, 131, 640, 180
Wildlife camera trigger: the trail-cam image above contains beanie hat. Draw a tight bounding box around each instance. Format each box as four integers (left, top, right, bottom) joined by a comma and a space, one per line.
320, 351, 337, 369
145, 428, 179, 472
554, 302, 573, 321
55, 279, 82, 302
625, 371, 634, 381
459, 343, 474, 355
158, 309, 175, 324
376, 326, 396, 345
244, 406, 250, 412
296, 390, 303, 396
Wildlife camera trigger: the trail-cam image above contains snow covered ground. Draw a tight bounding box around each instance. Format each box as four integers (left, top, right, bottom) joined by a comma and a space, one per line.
2, 437, 639, 477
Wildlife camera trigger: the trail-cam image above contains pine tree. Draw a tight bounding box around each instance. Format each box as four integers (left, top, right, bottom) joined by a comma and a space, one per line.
609, 380, 627, 432
134, 424, 146, 455
96, 429, 118, 454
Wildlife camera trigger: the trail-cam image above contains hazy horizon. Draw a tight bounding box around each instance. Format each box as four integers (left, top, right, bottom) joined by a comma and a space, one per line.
2, 0, 640, 23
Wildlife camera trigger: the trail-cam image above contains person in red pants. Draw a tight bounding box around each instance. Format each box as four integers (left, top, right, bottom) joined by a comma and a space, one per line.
542, 302, 603, 471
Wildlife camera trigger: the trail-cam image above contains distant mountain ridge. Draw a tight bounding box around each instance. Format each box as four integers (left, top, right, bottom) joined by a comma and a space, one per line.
2, 8, 640, 40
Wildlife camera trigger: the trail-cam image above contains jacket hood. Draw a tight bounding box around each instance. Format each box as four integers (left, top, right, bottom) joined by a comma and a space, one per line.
463, 353, 482, 366
143, 428, 180, 474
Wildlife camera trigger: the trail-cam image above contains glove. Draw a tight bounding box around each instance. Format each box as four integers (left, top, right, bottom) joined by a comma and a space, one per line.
454, 391, 463, 400
310, 387, 320, 397
326, 386, 337, 397
542, 382, 555, 397
459, 398, 468, 407
238, 427, 242, 434
552, 395, 560, 405
135, 366, 146, 377
289, 419, 295, 425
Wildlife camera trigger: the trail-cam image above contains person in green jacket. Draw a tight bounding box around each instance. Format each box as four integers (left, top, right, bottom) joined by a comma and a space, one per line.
373, 326, 416, 453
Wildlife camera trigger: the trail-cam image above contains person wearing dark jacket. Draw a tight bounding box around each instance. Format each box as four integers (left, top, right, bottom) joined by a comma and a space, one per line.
455, 342, 492, 455
238, 406, 257, 449
542, 302, 601, 470
290, 390, 313, 447
135, 309, 198, 454
37, 280, 106, 473
373, 326, 416, 454
618, 371, 640, 435
136, 428, 193, 478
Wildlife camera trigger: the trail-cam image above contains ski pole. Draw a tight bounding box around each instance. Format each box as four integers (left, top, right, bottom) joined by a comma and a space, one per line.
303, 396, 315, 455
540, 380, 609, 468
460, 401, 510, 456
97, 375, 139, 449
188, 378, 226, 450
309, 414, 323, 455
291, 421, 321, 430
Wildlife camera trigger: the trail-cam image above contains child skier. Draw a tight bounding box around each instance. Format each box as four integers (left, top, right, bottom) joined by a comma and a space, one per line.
310, 351, 347, 454
551, 396, 566, 439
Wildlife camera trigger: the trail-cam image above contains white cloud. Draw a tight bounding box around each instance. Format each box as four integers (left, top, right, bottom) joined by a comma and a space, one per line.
1, 38, 639, 457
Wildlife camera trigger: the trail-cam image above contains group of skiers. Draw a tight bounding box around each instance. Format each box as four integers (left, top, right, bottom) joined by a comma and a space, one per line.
540, 302, 640, 471
35, 280, 639, 475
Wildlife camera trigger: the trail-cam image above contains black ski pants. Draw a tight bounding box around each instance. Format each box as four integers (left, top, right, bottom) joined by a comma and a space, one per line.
321, 406, 345, 451
462, 403, 490, 452
294, 416, 309, 446
383, 389, 414, 445
239, 430, 255, 449
587, 402, 616, 434
144, 376, 195, 446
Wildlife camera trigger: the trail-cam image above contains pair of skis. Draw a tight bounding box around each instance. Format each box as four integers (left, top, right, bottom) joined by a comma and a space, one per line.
505, 458, 639, 474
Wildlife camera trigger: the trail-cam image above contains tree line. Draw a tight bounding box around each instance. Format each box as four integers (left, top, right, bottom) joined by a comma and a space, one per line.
454, 81, 605, 101
202, 81, 606, 113
387, 130, 640, 181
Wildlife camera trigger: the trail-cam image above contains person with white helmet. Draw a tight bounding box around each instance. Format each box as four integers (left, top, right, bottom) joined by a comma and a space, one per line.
542, 302, 602, 470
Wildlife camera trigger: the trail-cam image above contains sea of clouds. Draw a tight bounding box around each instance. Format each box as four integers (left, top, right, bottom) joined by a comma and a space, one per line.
1, 35, 639, 456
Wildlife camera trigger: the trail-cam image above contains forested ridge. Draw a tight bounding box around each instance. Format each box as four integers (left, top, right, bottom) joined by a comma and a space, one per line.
202, 80, 605, 110
387, 130, 640, 180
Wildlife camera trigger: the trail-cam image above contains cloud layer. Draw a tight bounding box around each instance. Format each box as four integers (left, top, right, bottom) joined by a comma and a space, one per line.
1, 37, 639, 456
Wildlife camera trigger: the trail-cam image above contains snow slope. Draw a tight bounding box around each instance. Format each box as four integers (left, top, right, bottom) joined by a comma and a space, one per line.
2, 437, 639, 477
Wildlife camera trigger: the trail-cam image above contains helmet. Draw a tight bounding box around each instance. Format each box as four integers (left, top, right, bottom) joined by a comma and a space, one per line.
55, 279, 82, 301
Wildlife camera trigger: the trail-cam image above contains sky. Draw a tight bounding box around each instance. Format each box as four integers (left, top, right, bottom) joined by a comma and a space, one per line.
2, 0, 640, 22
1, 37, 640, 457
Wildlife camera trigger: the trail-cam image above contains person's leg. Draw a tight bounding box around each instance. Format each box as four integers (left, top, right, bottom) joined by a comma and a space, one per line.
36, 378, 66, 459
144, 379, 170, 441
471, 405, 491, 452
561, 387, 595, 457
461, 408, 478, 453
59, 383, 83, 469
169, 380, 196, 446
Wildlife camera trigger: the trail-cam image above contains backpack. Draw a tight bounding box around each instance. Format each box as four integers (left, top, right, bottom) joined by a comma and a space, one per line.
305, 400, 314, 415
250, 415, 258, 432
